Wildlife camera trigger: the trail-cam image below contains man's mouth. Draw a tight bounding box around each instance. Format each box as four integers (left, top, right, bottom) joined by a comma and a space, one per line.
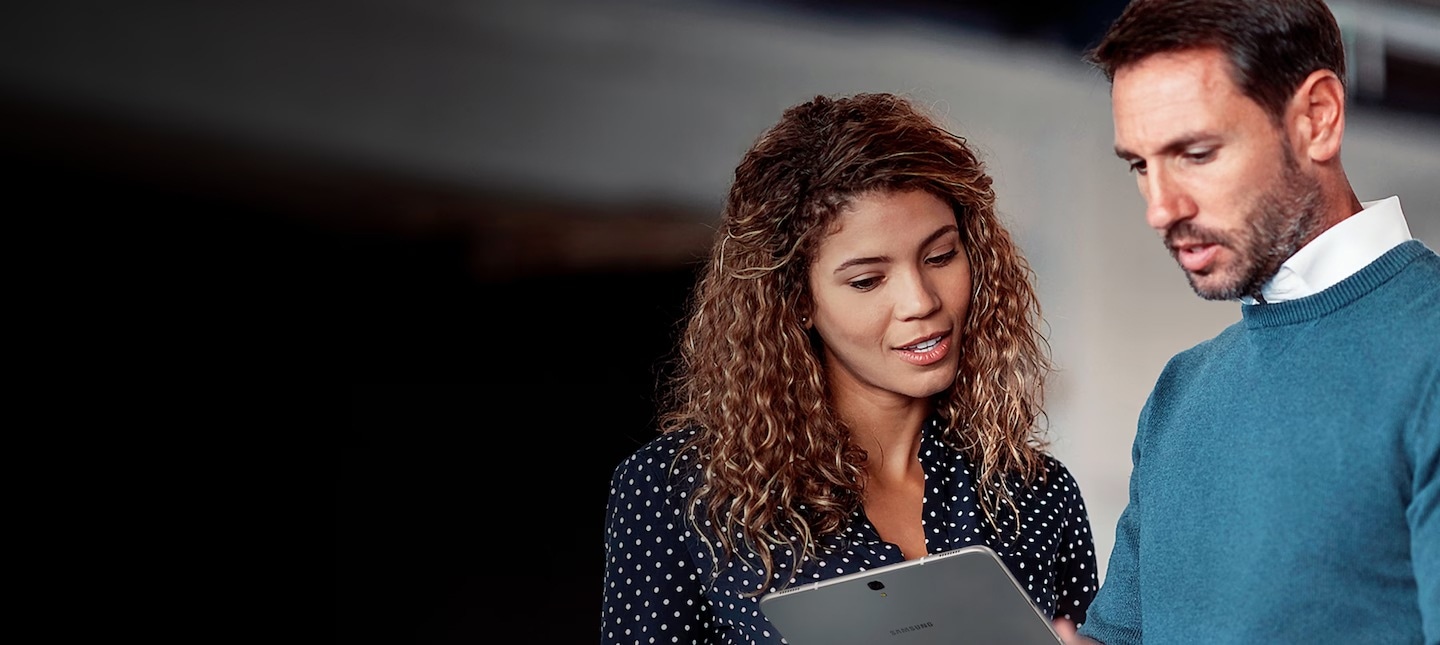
1172, 242, 1221, 273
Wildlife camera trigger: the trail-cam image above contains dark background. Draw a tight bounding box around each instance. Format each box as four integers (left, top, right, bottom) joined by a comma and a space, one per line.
4, 87, 697, 642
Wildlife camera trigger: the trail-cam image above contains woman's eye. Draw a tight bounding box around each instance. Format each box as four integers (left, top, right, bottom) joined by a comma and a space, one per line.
848, 277, 881, 291
926, 250, 958, 266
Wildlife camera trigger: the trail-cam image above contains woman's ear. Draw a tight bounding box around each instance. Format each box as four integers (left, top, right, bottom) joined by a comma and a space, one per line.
1290, 69, 1346, 164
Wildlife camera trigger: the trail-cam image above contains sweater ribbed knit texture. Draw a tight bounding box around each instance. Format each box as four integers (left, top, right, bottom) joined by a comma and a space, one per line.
1081, 240, 1440, 644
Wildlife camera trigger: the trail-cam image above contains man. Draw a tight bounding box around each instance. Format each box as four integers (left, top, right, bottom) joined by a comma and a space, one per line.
1052, 0, 1439, 643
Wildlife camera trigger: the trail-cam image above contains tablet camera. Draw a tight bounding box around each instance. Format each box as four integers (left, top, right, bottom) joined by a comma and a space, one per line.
866, 581, 885, 591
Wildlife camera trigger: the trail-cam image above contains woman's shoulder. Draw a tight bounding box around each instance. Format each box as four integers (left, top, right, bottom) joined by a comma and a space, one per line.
1038, 451, 1074, 476
1028, 452, 1085, 498
610, 426, 704, 483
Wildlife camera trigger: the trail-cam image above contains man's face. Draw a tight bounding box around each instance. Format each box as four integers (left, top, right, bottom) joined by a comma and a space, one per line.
1110, 47, 1325, 300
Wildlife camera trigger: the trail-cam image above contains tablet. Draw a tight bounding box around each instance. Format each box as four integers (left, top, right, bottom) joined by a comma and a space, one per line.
758, 545, 1062, 645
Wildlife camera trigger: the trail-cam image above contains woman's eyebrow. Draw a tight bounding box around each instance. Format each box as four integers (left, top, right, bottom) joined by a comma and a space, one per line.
830, 224, 958, 274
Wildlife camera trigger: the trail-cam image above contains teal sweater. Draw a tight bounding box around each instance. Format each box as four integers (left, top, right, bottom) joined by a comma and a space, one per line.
1081, 240, 1440, 644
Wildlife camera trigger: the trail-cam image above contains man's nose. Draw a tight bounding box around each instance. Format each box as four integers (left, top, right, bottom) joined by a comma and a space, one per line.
1143, 168, 1196, 232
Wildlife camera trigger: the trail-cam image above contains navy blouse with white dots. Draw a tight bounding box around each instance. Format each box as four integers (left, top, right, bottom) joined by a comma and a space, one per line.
601, 419, 1098, 644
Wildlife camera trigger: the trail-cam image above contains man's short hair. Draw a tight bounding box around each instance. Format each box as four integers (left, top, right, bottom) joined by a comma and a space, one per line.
1086, 0, 1347, 122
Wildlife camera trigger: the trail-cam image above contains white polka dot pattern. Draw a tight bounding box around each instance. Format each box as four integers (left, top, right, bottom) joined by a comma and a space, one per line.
601, 420, 1098, 643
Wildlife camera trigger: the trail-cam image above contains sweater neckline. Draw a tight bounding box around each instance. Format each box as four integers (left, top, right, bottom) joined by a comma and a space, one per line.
1240, 240, 1428, 328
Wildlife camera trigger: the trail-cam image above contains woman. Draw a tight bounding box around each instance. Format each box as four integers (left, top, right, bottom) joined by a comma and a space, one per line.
601, 92, 1096, 644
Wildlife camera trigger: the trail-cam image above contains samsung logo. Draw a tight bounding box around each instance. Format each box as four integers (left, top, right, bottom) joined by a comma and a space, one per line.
889, 622, 934, 636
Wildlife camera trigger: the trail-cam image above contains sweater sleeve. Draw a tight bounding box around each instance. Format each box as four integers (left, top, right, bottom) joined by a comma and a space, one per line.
1076, 397, 1155, 645
1408, 366, 1440, 644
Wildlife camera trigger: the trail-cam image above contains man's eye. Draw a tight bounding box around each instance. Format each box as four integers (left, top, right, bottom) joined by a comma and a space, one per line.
848, 277, 880, 291
1186, 149, 1215, 164
1127, 160, 1147, 175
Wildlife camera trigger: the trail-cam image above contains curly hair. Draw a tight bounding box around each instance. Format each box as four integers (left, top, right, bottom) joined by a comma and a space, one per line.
655, 92, 1053, 595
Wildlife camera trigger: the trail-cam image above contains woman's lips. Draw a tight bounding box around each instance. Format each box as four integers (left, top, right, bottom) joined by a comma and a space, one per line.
895, 333, 951, 366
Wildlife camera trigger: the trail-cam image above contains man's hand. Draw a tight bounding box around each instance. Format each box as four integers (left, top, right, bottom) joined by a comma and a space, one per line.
1052, 617, 1103, 644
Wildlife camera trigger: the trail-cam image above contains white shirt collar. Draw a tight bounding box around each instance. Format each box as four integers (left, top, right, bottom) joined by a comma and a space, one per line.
1241, 196, 1413, 304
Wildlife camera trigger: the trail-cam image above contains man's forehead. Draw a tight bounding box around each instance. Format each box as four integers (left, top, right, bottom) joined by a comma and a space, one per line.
1109, 49, 1255, 149
1112, 49, 1236, 101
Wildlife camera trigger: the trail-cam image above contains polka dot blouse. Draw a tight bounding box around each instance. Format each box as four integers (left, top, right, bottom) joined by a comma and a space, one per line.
601, 418, 1098, 644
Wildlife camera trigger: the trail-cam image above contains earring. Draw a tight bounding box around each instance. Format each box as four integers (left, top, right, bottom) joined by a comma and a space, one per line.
801, 316, 809, 324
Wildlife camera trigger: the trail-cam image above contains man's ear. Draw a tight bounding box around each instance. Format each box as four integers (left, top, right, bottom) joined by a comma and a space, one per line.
1290, 69, 1346, 164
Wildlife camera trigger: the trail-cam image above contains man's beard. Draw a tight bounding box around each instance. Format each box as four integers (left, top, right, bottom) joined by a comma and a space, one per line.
1166, 146, 1327, 301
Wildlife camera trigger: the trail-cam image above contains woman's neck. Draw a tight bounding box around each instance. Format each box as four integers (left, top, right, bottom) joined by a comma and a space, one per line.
842, 397, 932, 559
840, 397, 930, 482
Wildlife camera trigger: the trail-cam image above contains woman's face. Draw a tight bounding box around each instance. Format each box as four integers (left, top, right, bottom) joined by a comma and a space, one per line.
806, 188, 972, 407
